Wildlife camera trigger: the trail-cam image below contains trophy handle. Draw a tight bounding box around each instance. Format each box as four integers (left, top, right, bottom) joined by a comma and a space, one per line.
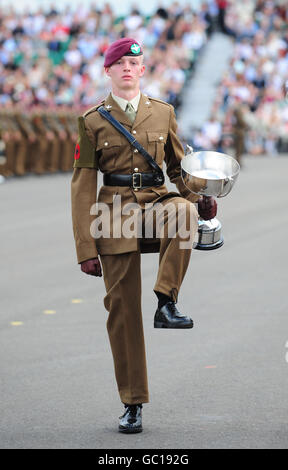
185, 144, 194, 155
219, 176, 234, 198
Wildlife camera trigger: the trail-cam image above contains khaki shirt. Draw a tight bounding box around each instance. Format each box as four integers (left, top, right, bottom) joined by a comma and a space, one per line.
71, 92, 199, 263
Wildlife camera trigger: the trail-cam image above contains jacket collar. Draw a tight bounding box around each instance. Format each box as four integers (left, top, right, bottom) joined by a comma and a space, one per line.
103, 92, 152, 129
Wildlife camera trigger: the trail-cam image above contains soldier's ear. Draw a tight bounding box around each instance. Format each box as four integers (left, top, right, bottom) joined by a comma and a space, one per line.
139, 63, 145, 77
104, 66, 111, 77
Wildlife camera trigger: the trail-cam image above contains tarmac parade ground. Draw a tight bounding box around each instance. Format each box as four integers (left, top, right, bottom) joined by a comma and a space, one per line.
0, 155, 288, 449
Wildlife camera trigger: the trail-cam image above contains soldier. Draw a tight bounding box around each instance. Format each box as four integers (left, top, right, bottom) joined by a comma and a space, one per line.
65, 109, 79, 172
15, 106, 38, 176
58, 106, 78, 172
232, 100, 249, 167
0, 112, 10, 178
71, 38, 217, 433
0, 129, 7, 180
0, 105, 22, 177
30, 104, 53, 175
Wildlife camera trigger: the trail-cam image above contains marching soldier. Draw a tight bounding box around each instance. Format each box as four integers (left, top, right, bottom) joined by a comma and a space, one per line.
232, 100, 249, 167
0, 105, 21, 177
57, 106, 77, 172
0, 112, 10, 178
65, 110, 79, 172
15, 106, 38, 176
30, 105, 51, 175
0, 127, 7, 179
71, 38, 217, 433
42, 108, 63, 173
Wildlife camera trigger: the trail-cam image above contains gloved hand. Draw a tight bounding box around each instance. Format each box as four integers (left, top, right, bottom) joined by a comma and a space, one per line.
81, 257, 102, 277
198, 196, 217, 220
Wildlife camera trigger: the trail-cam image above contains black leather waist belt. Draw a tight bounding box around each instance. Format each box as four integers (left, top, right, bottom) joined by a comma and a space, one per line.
103, 172, 164, 190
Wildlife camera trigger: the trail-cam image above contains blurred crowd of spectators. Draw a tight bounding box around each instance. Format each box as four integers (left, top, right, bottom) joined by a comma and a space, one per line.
0, 0, 287, 180
196, 0, 288, 157
0, 1, 213, 112
0, 1, 217, 178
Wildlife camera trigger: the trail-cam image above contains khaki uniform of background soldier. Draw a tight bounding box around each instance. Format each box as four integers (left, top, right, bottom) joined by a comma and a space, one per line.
15, 108, 38, 175
62, 109, 78, 172
233, 102, 249, 166
0, 105, 77, 178
0, 107, 21, 177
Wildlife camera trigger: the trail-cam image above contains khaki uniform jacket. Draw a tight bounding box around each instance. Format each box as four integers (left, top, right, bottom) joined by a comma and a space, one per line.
71, 93, 199, 263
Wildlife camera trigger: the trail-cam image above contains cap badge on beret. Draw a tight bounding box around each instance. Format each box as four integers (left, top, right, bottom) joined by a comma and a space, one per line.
130, 43, 141, 54
104, 38, 143, 67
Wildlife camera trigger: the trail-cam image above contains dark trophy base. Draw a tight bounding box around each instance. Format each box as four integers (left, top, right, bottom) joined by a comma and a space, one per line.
193, 237, 224, 251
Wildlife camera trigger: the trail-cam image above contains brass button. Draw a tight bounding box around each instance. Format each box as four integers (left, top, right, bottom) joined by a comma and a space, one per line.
134, 167, 139, 172
134, 149, 138, 153
159, 136, 164, 141
104, 142, 109, 146
134, 188, 139, 192
132, 130, 137, 134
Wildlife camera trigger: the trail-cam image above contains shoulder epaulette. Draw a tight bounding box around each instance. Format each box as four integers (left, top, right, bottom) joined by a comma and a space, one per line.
146, 96, 171, 107
83, 101, 105, 118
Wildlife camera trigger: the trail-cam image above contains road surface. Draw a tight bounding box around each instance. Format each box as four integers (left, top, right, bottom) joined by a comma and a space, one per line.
0, 156, 287, 449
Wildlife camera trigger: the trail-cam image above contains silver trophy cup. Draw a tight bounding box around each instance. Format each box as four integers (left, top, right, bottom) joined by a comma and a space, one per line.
181, 146, 240, 250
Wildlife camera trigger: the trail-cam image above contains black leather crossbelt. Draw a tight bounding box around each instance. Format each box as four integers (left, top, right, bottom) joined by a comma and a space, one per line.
97, 106, 165, 190
103, 172, 164, 189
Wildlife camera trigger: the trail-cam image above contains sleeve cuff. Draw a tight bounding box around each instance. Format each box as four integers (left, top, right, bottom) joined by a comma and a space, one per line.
76, 241, 98, 264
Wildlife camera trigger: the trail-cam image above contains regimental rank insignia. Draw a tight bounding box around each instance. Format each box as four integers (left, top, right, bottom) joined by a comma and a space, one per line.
130, 43, 141, 54
74, 142, 80, 160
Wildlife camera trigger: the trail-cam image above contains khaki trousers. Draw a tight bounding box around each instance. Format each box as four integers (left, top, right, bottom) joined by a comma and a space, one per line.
99, 196, 198, 405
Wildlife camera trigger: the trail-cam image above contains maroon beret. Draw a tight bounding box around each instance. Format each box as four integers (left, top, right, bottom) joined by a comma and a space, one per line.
104, 38, 143, 67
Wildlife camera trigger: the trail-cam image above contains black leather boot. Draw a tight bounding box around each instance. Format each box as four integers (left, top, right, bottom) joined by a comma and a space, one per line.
154, 301, 194, 329
119, 404, 143, 433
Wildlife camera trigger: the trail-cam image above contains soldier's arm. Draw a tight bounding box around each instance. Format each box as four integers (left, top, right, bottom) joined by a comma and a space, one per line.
71, 116, 99, 265
164, 106, 200, 203
6, 114, 22, 141
15, 113, 37, 141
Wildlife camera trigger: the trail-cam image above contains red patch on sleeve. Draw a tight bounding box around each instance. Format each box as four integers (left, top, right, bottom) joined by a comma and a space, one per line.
74, 143, 80, 160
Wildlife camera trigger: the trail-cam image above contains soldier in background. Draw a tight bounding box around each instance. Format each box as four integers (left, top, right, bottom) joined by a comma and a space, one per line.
58, 106, 78, 172
232, 100, 249, 166
0, 129, 7, 180
0, 105, 22, 177
30, 104, 53, 175
42, 108, 62, 173
15, 105, 38, 176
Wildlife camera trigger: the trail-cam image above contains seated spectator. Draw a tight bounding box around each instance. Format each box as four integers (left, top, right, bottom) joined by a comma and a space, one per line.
210, 0, 288, 156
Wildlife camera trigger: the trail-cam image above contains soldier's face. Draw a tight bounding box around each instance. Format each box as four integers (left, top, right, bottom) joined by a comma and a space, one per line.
105, 56, 145, 92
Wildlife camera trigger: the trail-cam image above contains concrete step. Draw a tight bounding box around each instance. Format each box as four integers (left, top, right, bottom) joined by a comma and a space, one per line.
178, 32, 234, 138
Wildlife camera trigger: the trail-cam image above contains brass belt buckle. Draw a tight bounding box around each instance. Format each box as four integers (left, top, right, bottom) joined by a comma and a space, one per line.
132, 172, 142, 190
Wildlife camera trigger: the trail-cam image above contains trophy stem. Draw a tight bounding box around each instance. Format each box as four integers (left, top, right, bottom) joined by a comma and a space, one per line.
193, 216, 224, 251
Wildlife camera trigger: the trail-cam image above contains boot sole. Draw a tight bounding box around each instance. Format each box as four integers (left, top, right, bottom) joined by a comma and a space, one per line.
118, 426, 143, 434
154, 321, 193, 329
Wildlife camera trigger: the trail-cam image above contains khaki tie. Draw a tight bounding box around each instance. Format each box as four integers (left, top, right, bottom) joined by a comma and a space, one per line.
125, 102, 137, 123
